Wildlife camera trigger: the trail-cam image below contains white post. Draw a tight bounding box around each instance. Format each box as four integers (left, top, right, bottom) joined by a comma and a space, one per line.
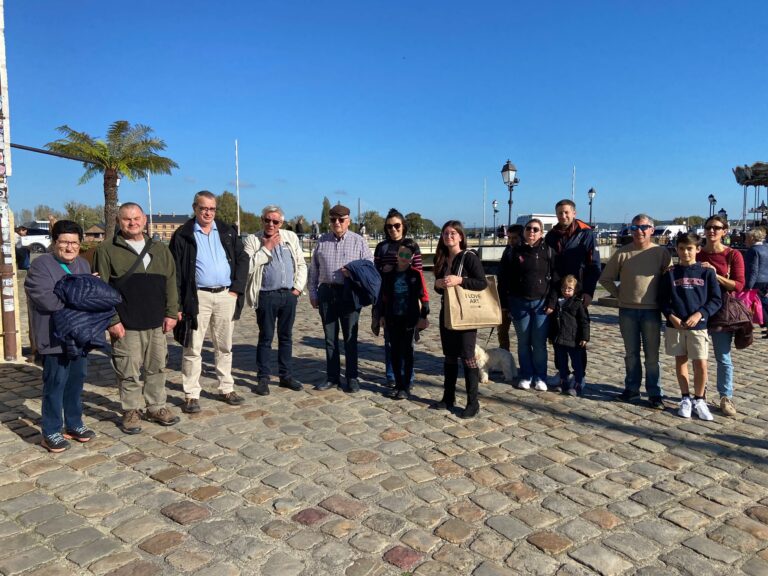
235, 139, 241, 232
571, 166, 576, 202
147, 174, 153, 238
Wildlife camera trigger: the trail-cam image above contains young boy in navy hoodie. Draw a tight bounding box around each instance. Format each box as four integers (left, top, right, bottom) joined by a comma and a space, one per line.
658, 232, 722, 420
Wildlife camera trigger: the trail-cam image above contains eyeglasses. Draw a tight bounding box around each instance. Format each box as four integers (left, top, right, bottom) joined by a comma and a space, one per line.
397, 251, 413, 259
442, 231, 459, 237
704, 225, 725, 231
196, 206, 216, 213
329, 217, 348, 223
262, 218, 282, 225
385, 223, 402, 230
56, 241, 80, 247
525, 226, 541, 232
629, 224, 653, 232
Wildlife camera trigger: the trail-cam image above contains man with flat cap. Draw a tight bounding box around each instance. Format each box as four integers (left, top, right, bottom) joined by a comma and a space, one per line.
308, 204, 374, 392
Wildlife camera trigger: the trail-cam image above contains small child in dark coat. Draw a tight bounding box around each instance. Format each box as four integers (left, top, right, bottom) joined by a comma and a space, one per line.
548, 275, 590, 395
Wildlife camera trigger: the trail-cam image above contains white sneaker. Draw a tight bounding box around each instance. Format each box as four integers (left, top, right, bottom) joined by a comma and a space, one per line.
693, 398, 714, 421
518, 378, 532, 390
678, 396, 692, 418
567, 374, 576, 387
533, 379, 548, 391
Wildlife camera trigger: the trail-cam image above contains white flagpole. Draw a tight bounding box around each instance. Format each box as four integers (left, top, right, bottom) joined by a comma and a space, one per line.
481, 177, 487, 247
147, 174, 153, 238
235, 139, 241, 232
571, 166, 576, 202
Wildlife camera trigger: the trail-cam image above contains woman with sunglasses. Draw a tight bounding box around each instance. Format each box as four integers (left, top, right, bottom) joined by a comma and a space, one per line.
697, 215, 744, 417
498, 218, 558, 391
376, 239, 430, 400
373, 209, 423, 388
433, 220, 487, 418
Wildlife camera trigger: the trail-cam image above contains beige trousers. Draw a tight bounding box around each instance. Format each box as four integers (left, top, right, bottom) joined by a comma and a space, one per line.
182, 290, 237, 398
112, 327, 168, 411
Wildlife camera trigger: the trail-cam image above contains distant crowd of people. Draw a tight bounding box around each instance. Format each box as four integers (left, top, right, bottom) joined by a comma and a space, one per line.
24, 194, 762, 453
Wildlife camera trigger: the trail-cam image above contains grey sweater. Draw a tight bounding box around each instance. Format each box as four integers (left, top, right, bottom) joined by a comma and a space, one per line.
25, 254, 90, 355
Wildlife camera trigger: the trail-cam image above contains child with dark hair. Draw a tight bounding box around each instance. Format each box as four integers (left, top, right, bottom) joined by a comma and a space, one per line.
548, 275, 590, 395
659, 232, 722, 420
377, 239, 429, 399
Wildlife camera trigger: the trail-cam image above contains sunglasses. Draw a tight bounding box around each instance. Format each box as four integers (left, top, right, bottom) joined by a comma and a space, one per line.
525, 226, 541, 232
704, 225, 725, 231
629, 224, 653, 232
262, 218, 282, 225
397, 251, 413, 259
385, 223, 402, 230
329, 217, 348, 223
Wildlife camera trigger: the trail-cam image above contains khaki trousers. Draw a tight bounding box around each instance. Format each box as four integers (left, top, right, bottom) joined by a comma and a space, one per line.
182, 290, 237, 398
112, 327, 168, 411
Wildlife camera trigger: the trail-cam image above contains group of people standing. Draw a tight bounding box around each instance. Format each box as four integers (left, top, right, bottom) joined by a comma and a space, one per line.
26, 193, 751, 452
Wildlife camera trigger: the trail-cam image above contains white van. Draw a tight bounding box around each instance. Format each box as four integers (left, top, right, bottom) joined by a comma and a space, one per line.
515, 214, 559, 232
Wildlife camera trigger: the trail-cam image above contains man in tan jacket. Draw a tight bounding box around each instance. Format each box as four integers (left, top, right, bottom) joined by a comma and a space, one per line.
599, 214, 672, 409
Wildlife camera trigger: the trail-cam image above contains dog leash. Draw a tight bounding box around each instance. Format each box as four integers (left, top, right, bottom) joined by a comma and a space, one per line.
485, 327, 495, 347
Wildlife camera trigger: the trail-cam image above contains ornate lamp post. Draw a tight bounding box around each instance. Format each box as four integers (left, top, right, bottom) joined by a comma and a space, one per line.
587, 187, 597, 227
717, 208, 728, 223
708, 194, 717, 217
491, 199, 499, 245
500, 160, 519, 229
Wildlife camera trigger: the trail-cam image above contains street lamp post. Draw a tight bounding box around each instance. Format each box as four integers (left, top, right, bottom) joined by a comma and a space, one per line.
717, 208, 728, 223
708, 194, 717, 217
500, 160, 519, 229
491, 199, 499, 245
587, 187, 597, 227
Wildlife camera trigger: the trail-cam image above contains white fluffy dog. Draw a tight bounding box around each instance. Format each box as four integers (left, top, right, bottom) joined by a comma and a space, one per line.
474, 345, 518, 384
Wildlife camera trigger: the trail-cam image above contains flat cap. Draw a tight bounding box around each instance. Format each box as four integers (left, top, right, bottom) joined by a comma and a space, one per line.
329, 204, 350, 217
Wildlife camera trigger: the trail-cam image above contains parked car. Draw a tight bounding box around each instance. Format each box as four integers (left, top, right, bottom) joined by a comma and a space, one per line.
18, 228, 51, 253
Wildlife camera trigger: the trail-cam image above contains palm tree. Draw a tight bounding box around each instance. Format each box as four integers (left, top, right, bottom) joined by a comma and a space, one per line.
46, 121, 178, 239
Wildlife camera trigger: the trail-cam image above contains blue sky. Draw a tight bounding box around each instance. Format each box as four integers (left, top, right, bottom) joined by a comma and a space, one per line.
5, 1, 768, 228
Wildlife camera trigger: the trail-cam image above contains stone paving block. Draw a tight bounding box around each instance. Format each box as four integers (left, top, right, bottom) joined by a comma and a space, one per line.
0, 480, 36, 501
485, 515, 530, 541
660, 506, 710, 531
160, 500, 210, 524
568, 543, 633, 575
659, 547, 728, 576
527, 530, 573, 554
557, 518, 602, 544
413, 560, 462, 575
17, 503, 67, 526
504, 542, 560, 575
680, 496, 730, 518
433, 542, 476, 572
319, 494, 367, 519
103, 559, 162, 576
0, 546, 56, 575
682, 535, 741, 564
88, 551, 141, 575
726, 515, 768, 541
138, 530, 185, 555
633, 519, 689, 546
382, 544, 425, 571
742, 557, 768, 576
407, 506, 445, 529
165, 548, 213, 572
747, 505, 768, 525
602, 531, 660, 563
52, 526, 104, 551
629, 487, 675, 508
364, 512, 406, 536
707, 524, 760, 553
349, 531, 390, 553
67, 538, 123, 567
73, 493, 123, 517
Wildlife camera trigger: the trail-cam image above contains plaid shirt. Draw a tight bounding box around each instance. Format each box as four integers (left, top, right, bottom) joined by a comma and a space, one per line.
308, 231, 373, 300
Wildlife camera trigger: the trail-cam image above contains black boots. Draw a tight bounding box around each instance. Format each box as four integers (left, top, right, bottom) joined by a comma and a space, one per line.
434, 361, 458, 410
460, 367, 481, 419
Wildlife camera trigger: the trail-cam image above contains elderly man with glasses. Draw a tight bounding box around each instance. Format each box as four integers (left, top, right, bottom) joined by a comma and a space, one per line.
243, 205, 307, 395
170, 191, 250, 414
308, 204, 374, 392
600, 214, 672, 409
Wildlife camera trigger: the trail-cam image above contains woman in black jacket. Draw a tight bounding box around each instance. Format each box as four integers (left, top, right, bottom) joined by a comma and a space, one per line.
499, 218, 558, 391
432, 220, 487, 418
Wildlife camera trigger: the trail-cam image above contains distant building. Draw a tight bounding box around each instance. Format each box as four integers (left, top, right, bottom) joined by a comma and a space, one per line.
84, 223, 106, 242
147, 213, 189, 241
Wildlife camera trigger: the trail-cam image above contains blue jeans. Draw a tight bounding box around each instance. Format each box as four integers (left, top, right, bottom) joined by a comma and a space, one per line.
618, 308, 662, 397
385, 327, 414, 385
318, 284, 361, 383
41, 354, 87, 437
709, 331, 733, 399
509, 296, 550, 380
256, 289, 298, 380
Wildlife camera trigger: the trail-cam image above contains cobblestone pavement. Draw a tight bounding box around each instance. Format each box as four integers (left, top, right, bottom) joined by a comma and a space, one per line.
1, 276, 768, 576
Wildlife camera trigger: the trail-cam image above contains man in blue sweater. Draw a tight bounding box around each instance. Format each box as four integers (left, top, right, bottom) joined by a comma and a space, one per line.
658, 232, 722, 421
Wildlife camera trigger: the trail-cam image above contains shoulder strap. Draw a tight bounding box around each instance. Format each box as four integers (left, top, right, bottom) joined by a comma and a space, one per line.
114, 238, 153, 289
455, 251, 468, 277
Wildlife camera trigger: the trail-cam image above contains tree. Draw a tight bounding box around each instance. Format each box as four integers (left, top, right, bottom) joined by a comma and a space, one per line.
321, 197, 331, 232
674, 215, 705, 227
216, 191, 239, 224
64, 201, 103, 230
18, 208, 33, 225
33, 204, 63, 222
405, 212, 423, 236
360, 210, 384, 235
45, 120, 178, 239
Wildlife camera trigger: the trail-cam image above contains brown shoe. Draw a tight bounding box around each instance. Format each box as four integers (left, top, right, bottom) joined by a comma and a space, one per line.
720, 396, 737, 417
182, 398, 201, 414
122, 409, 142, 435
218, 391, 245, 405
146, 407, 180, 426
